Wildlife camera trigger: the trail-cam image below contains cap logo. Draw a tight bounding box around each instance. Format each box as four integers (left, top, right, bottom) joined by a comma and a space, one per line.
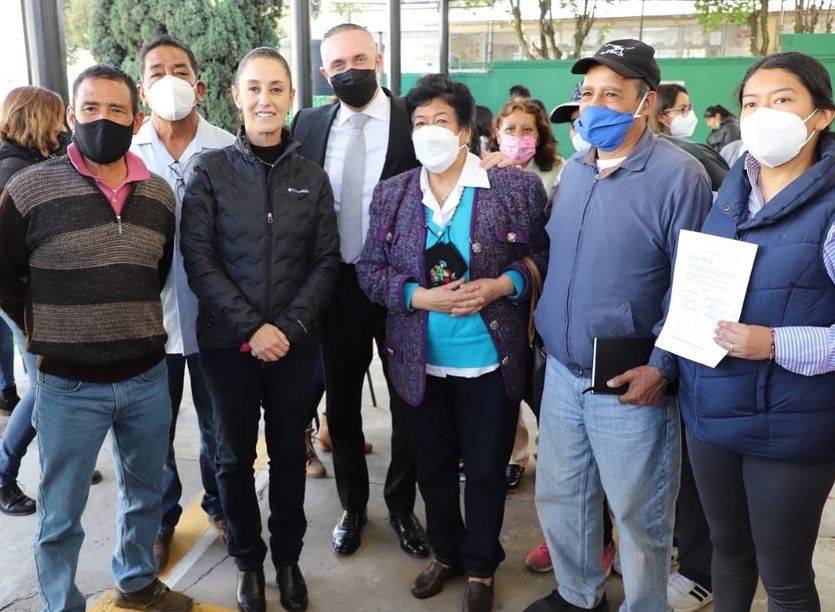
599, 43, 637, 57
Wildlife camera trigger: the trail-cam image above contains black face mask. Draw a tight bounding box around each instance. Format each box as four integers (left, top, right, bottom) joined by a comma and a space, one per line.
330, 68, 378, 108
72, 118, 134, 164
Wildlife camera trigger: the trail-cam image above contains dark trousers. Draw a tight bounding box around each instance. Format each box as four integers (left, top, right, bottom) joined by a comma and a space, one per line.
399, 370, 518, 578
201, 344, 315, 570
159, 353, 223, 534
321, 263, 416, 516
305, 348, 325, 428
687, 433, 835, 612
675, 429, 712, 588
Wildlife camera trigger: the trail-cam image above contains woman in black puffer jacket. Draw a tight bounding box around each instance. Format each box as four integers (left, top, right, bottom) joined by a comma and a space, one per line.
181, 48, 339, 612
0, 85, 72, 516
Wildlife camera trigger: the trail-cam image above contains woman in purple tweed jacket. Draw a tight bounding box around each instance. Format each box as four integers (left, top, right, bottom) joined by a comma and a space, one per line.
356, 74, 549, 612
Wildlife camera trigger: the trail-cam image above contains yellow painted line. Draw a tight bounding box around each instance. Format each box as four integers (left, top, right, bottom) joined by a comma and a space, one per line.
89, 592, 236, 611
89, 436, 268, 612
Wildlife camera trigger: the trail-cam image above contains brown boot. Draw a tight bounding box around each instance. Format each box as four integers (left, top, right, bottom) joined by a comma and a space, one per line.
305, 428, 327, 478
317, 414, 331, 451
153, 532, 174, 572
113, 578, 193, 611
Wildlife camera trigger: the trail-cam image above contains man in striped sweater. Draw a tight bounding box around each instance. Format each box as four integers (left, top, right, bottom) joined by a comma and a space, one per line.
0, 65, 192, 611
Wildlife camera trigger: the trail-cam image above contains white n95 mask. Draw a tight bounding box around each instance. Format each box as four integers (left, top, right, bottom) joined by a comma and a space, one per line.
740, 107, 818, 168
147, 75, 197, 122
412, 125, 465, 174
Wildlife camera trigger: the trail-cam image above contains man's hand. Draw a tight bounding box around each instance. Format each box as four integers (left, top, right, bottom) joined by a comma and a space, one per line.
607, 365, 667, 406
249, 323, 290, 362
411, 278, 465, 313
480, 151, 521, 170
449, 276, 515, 317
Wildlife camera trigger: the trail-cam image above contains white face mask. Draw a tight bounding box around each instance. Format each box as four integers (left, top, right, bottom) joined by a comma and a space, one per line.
412, 124, 465, 174
669, 109, 698, 139
570, 131, 591, 152
740, 106, 818, 168
147, 75, 197, 122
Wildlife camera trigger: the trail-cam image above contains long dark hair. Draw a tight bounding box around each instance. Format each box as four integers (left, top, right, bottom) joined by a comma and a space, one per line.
737, 51, 835, 136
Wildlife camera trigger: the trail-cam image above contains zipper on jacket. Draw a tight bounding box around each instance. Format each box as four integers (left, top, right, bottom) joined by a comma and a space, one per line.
116, 214, 123, 235
263, 165, 276, 322
564, 177, 599, 368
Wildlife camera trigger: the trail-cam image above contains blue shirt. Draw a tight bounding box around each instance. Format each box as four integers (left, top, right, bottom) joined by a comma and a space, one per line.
404, 187, 523, 374
535, 127, 713, 381
131, 115, 235, 355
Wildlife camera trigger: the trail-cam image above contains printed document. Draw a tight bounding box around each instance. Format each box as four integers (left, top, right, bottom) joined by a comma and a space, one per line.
656, 230, 758, 367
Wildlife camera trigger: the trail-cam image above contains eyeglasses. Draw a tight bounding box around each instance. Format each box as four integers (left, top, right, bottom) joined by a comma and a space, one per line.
663, 104, 693, 117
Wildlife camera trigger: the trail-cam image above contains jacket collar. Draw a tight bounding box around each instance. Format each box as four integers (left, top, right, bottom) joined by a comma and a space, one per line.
234, 127, 301, 166
578, 125, 657, 176
0, 139, 47, 163
717, 137, 835, 231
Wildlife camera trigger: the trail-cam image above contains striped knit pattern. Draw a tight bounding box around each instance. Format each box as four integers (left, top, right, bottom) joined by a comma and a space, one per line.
5, 156, 174, 366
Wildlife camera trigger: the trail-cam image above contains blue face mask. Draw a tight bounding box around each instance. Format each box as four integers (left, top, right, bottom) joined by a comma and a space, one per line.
575, 91, 648, 152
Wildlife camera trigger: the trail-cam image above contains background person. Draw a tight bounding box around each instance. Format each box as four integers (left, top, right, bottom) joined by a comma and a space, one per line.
704, 104, 740, 153
358, 73, 548, 612
131, 33, 234, 571
651, 83, 728, 192
0, 86, 68, 517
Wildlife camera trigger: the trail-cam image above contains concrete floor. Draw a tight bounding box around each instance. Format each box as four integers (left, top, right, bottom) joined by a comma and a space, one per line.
0, 352, 832, 611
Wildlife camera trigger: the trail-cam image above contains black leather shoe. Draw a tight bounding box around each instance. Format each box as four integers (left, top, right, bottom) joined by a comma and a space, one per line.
411, 560, 464, 599
506, 464, 525, 491
332, 510, 366, 556
390, 513, 430, 558
463, 580, 494, 612
276, 564, 308, 610
236, 568, 266, 612
0, 482, 36, 516
524, 589, 608, 611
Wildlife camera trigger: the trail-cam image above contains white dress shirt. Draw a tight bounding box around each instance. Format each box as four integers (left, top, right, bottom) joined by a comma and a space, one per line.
324, 88, 391, 253
131, 115, 236, 355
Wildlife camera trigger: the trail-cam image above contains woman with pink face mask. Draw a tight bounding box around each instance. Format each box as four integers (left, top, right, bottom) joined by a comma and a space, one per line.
488, 101, 563, 200
487, 101, 562, 493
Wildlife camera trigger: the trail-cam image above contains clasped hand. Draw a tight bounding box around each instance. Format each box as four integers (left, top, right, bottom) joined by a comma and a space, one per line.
249, 323, 290, 362
411, 276, 515, 316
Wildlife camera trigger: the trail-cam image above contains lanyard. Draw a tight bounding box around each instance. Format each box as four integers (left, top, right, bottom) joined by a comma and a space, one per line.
425, 187, 472, 247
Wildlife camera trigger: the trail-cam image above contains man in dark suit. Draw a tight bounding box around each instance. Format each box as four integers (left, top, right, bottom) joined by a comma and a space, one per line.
291, 22, 427, 558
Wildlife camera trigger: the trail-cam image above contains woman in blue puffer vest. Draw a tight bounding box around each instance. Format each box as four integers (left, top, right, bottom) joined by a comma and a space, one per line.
677, 52, 835, 612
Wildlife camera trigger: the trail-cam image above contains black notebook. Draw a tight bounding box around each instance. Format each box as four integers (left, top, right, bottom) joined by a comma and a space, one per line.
587, 337, 656, 395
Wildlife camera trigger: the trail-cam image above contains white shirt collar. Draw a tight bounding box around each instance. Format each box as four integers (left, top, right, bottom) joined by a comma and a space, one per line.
134, 114, 230, 160
335, 87, 389, 127
420, 152, 490, 226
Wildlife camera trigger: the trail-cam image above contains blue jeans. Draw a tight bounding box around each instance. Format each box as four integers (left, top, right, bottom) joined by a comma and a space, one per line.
0, 314, 14, 390
32, 361, 171, 612
535, 356, 680, 611
159, 353, 223, 535
0, 312, 38, 486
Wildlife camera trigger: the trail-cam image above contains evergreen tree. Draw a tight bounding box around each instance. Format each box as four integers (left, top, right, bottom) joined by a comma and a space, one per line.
85, 0, 282, 131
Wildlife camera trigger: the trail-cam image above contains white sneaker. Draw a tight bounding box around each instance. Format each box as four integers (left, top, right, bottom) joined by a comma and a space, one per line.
667, 572, 713, 611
